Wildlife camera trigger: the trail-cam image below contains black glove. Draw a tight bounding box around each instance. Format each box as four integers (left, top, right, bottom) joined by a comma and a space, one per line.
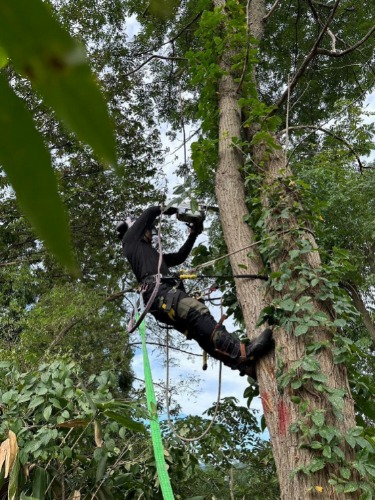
189, 219, 204, 235
116, 221, 128, 240
163, 206, 178, 216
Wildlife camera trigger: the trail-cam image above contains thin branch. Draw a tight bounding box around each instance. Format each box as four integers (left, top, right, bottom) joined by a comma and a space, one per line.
342, 282, 375, 344
170, 127, 202, 155
284, 83, 375, 166
49, 319, 82, 351
133, 11, 203, 57
124, 55, 186, 77
316, 25, 375, 57
306, 0, 338, 52
279, 124, 364, 171
129, 341, 203, 358
263, 0, 282, 22
236, 0, 252, 93
0, 260, 21, 267
276, 0, 341, 109
104, 289, 135, 302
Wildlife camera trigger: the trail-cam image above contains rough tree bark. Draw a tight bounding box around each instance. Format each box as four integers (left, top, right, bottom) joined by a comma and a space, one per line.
213, 0, 359, 498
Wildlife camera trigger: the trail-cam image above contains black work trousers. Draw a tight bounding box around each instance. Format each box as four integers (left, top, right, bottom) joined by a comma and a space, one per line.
143, 283, 221, 356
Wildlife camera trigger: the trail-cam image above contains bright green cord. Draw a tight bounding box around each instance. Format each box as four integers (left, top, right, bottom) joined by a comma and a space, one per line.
137, 316, 175, 500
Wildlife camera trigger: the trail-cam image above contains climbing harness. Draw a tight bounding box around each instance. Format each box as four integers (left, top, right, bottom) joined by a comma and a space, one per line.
136, 297, 175, 500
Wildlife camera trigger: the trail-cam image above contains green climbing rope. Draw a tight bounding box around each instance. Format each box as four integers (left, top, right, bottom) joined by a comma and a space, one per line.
137, 315, 175, 500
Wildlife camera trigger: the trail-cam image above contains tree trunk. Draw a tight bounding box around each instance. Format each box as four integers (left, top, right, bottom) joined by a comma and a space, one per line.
213, 1, 359, 498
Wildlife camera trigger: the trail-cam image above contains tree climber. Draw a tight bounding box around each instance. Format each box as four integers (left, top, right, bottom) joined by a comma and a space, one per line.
117, 206, 274, 377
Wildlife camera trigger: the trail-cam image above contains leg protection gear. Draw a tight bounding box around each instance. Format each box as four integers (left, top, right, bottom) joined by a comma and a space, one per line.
184, 307, 274, 377
211, 326, 274, 377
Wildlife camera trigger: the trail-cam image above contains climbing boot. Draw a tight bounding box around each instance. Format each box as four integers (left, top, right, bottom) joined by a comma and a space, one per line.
248, 328, 274, 360
211, 327, 274, 377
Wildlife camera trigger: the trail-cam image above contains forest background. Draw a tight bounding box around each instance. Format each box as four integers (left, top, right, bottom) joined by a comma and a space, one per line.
0, 0, 374, 499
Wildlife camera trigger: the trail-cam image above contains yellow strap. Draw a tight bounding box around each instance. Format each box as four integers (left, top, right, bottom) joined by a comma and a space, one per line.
179, 274, 197, 280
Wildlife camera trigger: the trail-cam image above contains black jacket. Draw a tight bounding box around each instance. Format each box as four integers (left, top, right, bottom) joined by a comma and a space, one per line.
122, 206, 197, 283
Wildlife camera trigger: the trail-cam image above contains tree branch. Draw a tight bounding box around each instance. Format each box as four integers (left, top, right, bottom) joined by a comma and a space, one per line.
342, 282, 375, 344
129, 341, 203, 358
49, 319, 82, 351
306, 0, 338, 52
276, 0, 341, 109
316, 25, 375, 57
236, 0, 253, 93
133, 11, 203, 57
104, 289, 135, 302
279, 124, 364, 171
124, 55, 186, 77
263, 0, 282, 22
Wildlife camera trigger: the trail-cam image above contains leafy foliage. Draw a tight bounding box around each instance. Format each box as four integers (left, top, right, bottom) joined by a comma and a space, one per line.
0, 0, 118, 271
0, 359, 148, 498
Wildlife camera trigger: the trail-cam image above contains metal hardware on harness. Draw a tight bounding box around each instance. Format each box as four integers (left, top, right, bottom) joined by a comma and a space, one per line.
160, 287, 183, 320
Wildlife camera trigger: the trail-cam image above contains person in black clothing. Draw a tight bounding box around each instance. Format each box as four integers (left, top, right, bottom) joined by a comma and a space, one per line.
117, 205, 273, 377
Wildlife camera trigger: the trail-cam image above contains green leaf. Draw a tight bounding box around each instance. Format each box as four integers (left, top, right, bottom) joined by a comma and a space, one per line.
0, 0, 116, 167
279, 298, 295, 311
294, 324, 309, 336
289, 249, 300, 259
8, 456, 20, 500
309, 458, 325, 472
291, 380, 303, 390
311, 411, 325, 427
310, 441, 322, 449
313, 311, 329, 322
0, 74, 76, 273
96, 451, 108, 483
32, 467, 48, 500
28, 396, 45, 409
311, 372, 327, 383
319, 427, 336, 443
340, 467, 351, 480
302, 357, 320, 372
290, 396, 301, 404
104, 411, 146, 433
63, 446, 72, 458
333, 318, 346, 327
43, 405, 52, 421
333, 446, 345, 460
0, 45, 7, 68
353, 461, 366, 476
364, 464, 375, 477
328, 393, 345, 413
343, 482, 358, 493
350, 426, 364, 437
355, 437, 372, 450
